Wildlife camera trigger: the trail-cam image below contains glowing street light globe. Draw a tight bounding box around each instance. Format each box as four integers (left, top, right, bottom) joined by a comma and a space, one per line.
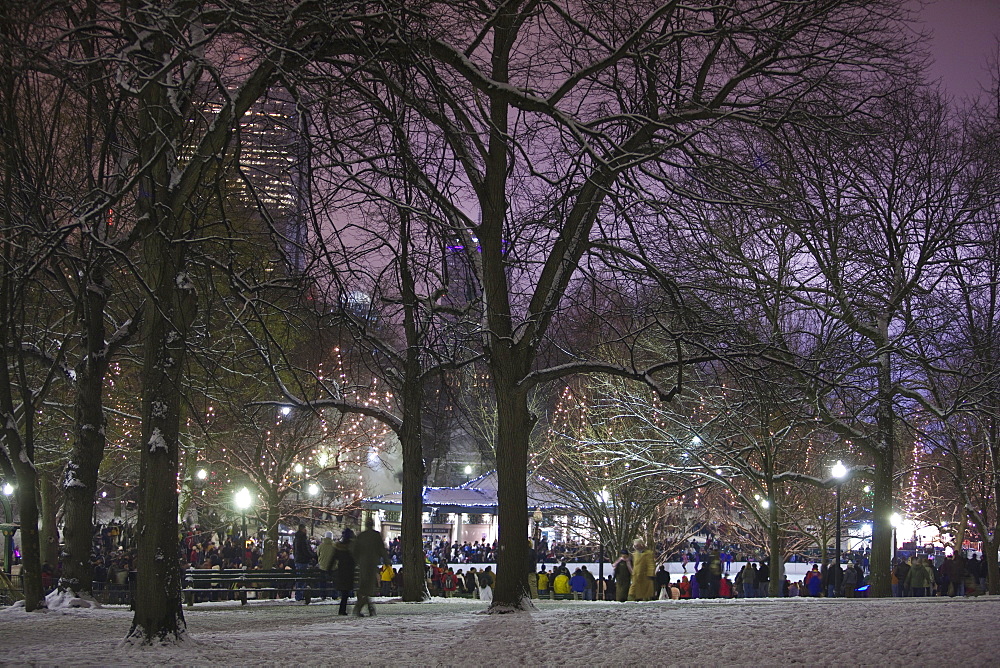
2, 482, 13, 496
831, 460, 847, 480
890, 512, 902, 528
234, 487, 253, 511
307, 482, 320, 497
196, 469, 208, 481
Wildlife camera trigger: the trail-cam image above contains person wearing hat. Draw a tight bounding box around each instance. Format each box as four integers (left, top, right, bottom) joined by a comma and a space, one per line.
612, 548, 632, 602
843, 560, 858, 597
317, 531, 336, 600
537, 566, 550, 599
628, 538, 655, 601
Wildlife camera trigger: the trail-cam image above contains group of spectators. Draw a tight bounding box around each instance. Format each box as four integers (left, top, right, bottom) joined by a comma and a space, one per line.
889, 551, 988, 597
393, 537, 501, 565
33, 520, 139, 603
24, 517, 991, 608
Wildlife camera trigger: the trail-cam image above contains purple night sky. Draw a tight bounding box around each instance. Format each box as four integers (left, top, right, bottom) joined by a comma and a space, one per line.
920, 0, 999, 98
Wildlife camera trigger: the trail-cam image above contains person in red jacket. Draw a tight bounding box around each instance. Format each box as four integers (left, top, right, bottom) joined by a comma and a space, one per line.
719, 576, 733, 598
678, 575, 691, 599
441, 568, 457, 597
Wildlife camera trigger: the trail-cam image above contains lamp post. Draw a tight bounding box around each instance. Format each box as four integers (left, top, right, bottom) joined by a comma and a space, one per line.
307, 482, 320, 537
831, 460, 847, 597
532, 508, 543, 548
890, 512, 901, 559
1, 482, 14, 574
234, 487, 252, 545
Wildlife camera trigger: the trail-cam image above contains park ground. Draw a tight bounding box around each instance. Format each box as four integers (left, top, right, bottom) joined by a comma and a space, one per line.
1, 590, 997, 666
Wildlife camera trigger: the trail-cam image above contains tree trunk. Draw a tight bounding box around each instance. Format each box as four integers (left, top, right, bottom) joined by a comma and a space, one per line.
955, 518, 967, 555
491, 378, 532, 610
397, 196, 428, 603
38, 471, 60, 569
60, 269, 110, 597
768, 503, 781, 597
867, 339, 895, 598
400, 412, 427, 602
985, 538, 999, 595
126, 232, 194, 642
12, 461, 43, 610
126, 19, 195, 639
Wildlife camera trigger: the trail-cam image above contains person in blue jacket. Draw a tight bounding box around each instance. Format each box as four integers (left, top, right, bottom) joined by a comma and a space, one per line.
569, 569, 587, 599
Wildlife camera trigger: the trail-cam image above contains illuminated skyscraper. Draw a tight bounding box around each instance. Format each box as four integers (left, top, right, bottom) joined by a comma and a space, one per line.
204, 88, 309, 273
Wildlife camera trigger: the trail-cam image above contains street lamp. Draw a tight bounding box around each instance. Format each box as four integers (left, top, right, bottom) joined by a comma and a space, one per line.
234, 487, 253, 545
532, 507, 543, 547
831, 460, 848, 597
890, 512, 901, 559
307, 482, 320, 536
1, 483, 13, 496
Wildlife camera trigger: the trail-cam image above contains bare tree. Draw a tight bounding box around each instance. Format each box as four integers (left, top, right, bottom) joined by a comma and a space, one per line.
535, 382, 697, 558
313, 0, 912, 612
112, 0, 378, 643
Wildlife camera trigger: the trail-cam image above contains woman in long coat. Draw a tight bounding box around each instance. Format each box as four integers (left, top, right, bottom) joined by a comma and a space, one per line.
612, 549, 632, 602
627, 538, 655, 601
331, 528, 356, 615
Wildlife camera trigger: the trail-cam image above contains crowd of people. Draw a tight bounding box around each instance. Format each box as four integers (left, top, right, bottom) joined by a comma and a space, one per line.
532, 545, 991, 602
20, 517, 990, 608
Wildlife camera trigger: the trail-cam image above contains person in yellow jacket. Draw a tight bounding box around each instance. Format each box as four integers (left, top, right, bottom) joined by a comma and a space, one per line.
553, 571, 571, 595
628, 538, 655, 601
537, 568, 550, 598
380, 563, 395, 596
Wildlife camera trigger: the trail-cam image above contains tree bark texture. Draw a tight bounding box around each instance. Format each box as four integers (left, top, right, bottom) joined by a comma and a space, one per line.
60, 265, 110, 597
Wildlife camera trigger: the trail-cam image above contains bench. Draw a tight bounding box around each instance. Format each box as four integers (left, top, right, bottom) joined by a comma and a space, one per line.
183, 568, 330, 607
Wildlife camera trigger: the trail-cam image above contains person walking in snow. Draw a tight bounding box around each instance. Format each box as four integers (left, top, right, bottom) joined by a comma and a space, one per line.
329, 528, 356, 616
654, 564, 671, 600
317, 531, 336, 599
292, 524, 314, 601
627, 538, 655, 601
351, 518, 390, 617
613, 549, 632, 602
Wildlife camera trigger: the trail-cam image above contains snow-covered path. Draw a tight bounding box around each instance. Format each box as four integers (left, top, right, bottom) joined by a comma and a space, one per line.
2, 594, 996, 666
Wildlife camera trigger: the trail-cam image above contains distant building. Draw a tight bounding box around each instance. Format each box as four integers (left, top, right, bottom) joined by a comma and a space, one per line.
443, 236, 483, 309
201, 87, 309, 274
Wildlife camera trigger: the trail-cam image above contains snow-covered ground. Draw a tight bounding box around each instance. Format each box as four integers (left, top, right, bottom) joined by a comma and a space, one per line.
2, 592, 997, 666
